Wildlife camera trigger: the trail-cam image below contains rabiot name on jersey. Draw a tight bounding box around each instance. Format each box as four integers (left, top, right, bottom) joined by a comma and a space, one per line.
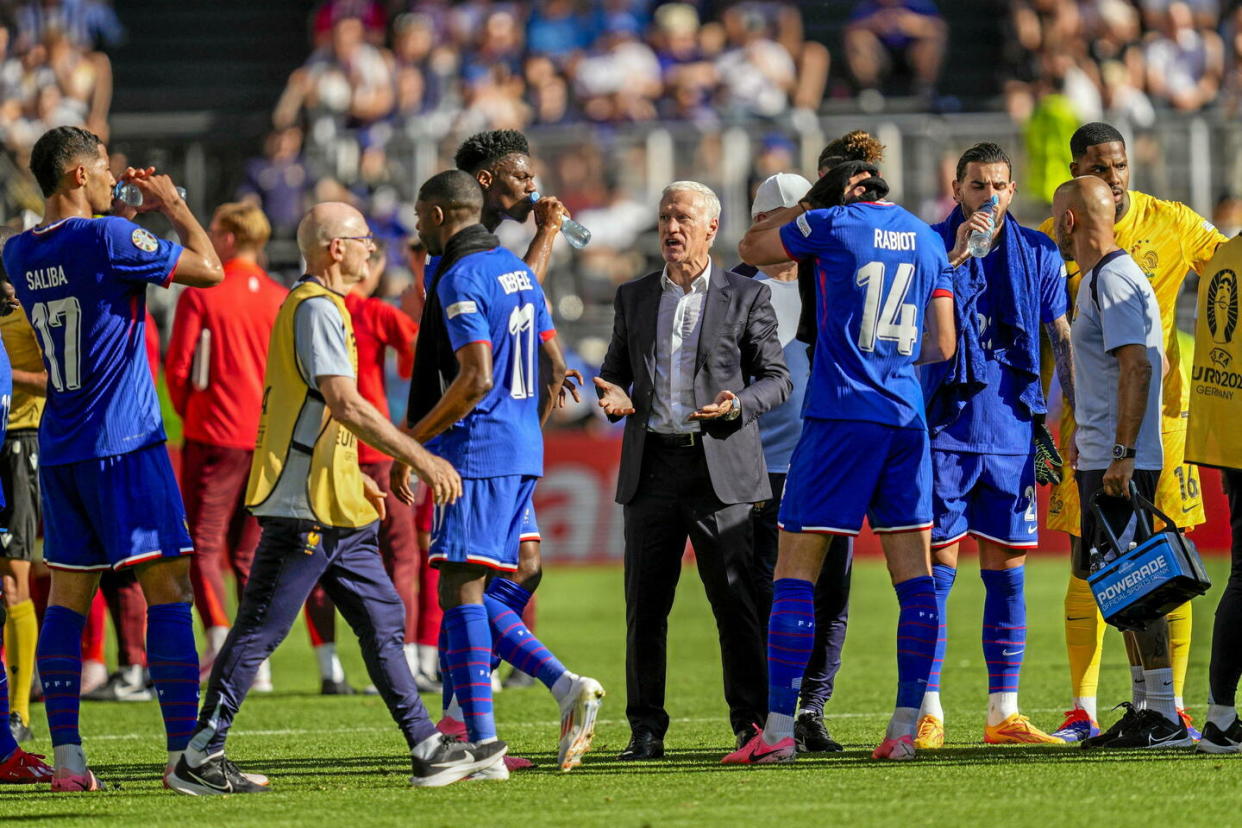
873, 229, 918, 251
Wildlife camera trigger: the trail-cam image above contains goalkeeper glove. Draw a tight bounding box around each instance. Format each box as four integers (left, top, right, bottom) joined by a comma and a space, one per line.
1033, 421, 1063, 486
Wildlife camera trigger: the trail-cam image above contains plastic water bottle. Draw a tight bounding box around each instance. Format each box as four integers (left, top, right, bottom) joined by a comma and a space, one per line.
966, 194, 998, 259
113, 181, 187, 208
530, 192, 591, 249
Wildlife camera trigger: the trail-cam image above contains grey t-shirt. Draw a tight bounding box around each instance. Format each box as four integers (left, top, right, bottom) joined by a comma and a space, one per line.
251, 291, 356, 520
1070, 249, 1164, 471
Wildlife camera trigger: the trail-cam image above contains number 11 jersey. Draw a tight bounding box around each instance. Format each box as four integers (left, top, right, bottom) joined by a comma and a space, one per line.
429, 246, 554, 479
3, 216, 182, 465
779, 201, 952, 430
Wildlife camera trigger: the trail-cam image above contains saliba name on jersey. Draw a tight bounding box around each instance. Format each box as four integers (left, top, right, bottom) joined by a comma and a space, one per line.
25, 265, 67, 290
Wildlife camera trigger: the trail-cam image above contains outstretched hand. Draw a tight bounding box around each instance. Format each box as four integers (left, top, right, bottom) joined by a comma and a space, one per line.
594, 376, 635, 417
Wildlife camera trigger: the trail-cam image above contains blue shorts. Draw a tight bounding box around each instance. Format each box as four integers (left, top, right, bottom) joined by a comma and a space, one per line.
519, 494, 540, 543
430, 475, 537, 572
41, 442, 193, 572
931, 449, 1038, 549
779, 419, 932, 536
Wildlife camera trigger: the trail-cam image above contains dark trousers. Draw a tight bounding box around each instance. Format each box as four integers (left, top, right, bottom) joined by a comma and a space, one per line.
1074, 468, 1160, 577
198, 517, 437, 752
1210, 468, 1242, 706
751, 471, 852, 712
623, 440, 766, 739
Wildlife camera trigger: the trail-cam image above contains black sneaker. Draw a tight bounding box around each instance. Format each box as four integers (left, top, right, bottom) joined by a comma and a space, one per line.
1196, 717, 1242, 754
166, 752, 271, 796
410, 735, 508, 787
320, 678, 356, 695
9, 712, 33, 742
1081, 702, 1142, 749
795, 710, 843, 753
1102, 709, 1194, 749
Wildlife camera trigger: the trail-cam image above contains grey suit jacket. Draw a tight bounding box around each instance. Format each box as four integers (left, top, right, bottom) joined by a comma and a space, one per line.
599, 265, 792, 506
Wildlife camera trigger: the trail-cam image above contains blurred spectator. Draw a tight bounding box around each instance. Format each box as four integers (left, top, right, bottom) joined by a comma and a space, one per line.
462, 9, 525, 82
273, 16, 394, 130
572, 170, 651, 250
1024, 77, 1080, 206
715, 4, 796, 119
312, 0, 387, 47
237, 127, 311, 239
1213, 193, 1242, 237
573, 12, 661, 123
1143, 1, 1224, 111
526, 0, 595, 61
15, 0, 124, 53
1225, 3, 1242, 115
46, 27, 109, 139
844, 0, 947, 98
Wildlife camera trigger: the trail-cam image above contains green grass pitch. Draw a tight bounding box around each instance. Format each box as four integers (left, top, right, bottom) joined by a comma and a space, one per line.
2, 556, 1237, 826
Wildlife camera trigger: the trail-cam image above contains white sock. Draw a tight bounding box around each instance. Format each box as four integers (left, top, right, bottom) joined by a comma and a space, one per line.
54, 744, 88, 775
182, 743, 208, 768
254, 659, 272, 689
167, 750, 183, 769
764, 712, 795, 744
403, 643, 419, 677
1174, 695, 1185, 712
1143, 667, 1177, 723
417, 644, 439, 676
315, 643, 344, 683
411, 731, 443, 760
206, 626, 230, 655
121, 663, 145, 685
1130, 666, 1147, 709
919, 690, 943, 721
445, 695, 463, 721
987, 692, 1019, 726
1207, 703, 1237, 730
1073, 696, 1098, 721
550, 671, 576, 704
886, 707, 919, 741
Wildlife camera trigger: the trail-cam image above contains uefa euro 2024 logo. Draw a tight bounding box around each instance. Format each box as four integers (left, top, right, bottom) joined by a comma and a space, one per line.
1206, 268, 1238, 370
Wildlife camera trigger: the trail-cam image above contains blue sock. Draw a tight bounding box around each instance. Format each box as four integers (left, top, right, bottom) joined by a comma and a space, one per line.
981, 566, 1026, 695
927, 564, 957, 695
0, 648, 17, 761
484, 578, 534, 673
767, 578, 816, 720
483, 594, 567, 690
894, 576, 939, 709
437, 624, 455, 715
36, 606, 86, 747
442, 604, 495, 741
146, 602, 200, 752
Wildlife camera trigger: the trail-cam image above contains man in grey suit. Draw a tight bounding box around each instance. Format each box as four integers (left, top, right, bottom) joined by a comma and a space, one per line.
594, 181, 792, 760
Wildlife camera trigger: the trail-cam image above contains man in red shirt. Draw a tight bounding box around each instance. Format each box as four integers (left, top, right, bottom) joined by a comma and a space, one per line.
302, 239, 433, 691
165, 202, 286, 686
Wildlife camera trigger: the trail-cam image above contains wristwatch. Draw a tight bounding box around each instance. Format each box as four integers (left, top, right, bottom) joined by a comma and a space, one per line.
1111, 444, 1137, 460
723, 395, 741, 421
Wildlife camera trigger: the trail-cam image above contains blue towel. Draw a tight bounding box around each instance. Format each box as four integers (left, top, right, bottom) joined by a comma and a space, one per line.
924, 206, 1046, 437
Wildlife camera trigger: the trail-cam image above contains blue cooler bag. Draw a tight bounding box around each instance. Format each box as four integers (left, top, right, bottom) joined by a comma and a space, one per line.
1086, 483, 1211, 631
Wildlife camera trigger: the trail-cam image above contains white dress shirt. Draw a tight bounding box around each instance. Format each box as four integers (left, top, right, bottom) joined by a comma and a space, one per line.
649, 264, 710, 434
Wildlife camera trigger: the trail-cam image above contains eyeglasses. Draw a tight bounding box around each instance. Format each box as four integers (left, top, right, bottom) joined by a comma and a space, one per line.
332, 234, 375, 246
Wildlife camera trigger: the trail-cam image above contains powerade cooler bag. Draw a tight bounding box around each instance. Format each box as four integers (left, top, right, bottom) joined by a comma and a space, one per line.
1086, 484, 1211, 631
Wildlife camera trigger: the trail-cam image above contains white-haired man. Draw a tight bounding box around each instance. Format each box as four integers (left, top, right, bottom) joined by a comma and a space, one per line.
595, 181, 792, 759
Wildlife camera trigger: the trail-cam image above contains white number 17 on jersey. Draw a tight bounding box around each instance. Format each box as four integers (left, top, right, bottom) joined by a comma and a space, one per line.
855, 261, 918, 355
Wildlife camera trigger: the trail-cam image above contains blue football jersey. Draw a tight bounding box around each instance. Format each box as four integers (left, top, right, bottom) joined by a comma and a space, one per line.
0, 340, 10, 510
427, 247, 554, 478
779, 202, 953, 429
3, 216, 182, 465
931, 232, 1067, 455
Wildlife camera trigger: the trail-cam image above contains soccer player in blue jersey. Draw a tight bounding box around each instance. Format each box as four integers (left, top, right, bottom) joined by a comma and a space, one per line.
404, 170, 603, 777
726, 161, 956, 763
916, 143, 1075, 748
2, 126, 225, 791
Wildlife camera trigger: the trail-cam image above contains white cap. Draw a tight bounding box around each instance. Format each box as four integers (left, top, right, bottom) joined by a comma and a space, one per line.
751, 173, 812, 218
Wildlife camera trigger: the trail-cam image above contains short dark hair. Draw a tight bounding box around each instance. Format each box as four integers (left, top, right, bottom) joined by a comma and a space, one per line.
1070, 122, 1125, 159
955, 142, 1012, 182
29, 126, 103, 198
453, 130, 530, 175
417, 169, 484, 213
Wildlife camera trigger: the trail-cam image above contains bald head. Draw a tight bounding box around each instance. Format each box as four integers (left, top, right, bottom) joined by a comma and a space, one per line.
1051, 176, 1118, 264
297, 201, 370, 265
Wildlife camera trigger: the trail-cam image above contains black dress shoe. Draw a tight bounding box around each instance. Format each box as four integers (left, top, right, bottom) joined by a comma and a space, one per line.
617, 731, 664, 760
795, 710, 843, 753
